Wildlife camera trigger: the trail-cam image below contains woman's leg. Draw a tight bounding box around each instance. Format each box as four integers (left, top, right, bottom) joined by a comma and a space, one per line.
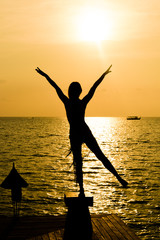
70, 138, 85, 194
84, 133, 128, 187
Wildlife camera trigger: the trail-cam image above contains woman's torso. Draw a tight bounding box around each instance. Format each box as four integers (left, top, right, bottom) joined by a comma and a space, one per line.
64, 98, 90, 138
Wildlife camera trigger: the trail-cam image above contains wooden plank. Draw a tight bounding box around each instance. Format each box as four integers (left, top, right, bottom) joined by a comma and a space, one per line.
112, 214, 141, 240
54, 229, 64, 240
99, 217, 120, 240
0, 214, 141, 240
91, 230, 99, 240
7, 216, 65, 240
103, 215, 129, 240
92, 218, 112, 240
48, 231, 57, 240
108, 214, 134, 240
41, 233, 50, 240
92, 218, 105, 240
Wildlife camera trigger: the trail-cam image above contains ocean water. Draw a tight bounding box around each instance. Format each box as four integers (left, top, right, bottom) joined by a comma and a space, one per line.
0, 117, 159, 239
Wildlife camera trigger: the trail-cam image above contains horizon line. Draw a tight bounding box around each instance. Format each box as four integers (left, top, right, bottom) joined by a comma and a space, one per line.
0, 116, 160, 118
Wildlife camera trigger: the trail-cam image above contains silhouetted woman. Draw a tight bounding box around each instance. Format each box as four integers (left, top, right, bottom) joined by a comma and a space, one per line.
36, 66, 128, 195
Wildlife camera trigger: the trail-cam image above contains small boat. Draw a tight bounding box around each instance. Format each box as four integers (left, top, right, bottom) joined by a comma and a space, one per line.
127, 116, 141, 120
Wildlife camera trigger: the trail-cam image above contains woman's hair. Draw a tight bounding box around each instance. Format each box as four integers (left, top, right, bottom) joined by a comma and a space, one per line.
68, 82, 82, 99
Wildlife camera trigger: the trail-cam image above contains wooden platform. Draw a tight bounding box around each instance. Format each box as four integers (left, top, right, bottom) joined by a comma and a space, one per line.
64, 192, 93, 207
0, 214, 140, 240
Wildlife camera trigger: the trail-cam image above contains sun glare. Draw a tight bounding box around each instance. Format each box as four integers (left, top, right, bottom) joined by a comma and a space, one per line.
77, 7, 113, 43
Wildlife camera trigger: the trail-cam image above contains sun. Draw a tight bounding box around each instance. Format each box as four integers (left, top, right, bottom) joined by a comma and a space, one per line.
77, 7, 113, 43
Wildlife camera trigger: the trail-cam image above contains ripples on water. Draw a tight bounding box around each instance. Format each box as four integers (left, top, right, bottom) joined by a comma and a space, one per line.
0, 117, 159, 239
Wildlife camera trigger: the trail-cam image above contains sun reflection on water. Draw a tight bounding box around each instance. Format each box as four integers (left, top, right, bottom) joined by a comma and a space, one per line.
85, 117, 128, 173
0, 117, 159, 239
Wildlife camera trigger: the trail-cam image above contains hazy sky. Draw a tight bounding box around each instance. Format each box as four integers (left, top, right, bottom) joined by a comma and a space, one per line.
0, 0, 160, 117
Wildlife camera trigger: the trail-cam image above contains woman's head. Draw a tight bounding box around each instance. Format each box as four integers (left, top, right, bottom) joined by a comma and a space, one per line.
68, 82, 82, 99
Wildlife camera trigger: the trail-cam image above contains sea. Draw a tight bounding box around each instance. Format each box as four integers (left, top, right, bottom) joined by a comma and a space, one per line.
0, 117, 159, 239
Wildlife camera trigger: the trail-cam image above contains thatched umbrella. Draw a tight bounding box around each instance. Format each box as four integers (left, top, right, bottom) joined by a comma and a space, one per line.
1, 163, 28, 216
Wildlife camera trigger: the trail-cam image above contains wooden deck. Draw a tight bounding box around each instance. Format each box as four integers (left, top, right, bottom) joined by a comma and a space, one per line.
0, 214, 140, 240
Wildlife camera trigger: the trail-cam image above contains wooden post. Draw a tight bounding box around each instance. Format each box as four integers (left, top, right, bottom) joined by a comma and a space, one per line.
64, 192, 93, 240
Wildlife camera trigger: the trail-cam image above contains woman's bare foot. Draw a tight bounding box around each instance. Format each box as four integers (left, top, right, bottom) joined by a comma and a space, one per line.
118, 177, 128, 188
79, 188, 85, 198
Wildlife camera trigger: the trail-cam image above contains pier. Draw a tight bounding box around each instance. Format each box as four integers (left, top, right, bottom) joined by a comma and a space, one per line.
0, 214, 140, 240
0, 193, 140, 240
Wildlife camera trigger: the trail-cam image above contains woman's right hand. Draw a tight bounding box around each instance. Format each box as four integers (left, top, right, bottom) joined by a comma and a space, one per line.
35, 67, 48, 78
104, 65, 112, 76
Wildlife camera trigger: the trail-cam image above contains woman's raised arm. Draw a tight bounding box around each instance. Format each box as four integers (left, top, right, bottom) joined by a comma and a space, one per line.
35, 67, 68, 103
83, 65, 112, 104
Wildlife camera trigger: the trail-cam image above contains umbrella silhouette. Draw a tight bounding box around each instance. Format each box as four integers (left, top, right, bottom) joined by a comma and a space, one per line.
1, 163, 28, 216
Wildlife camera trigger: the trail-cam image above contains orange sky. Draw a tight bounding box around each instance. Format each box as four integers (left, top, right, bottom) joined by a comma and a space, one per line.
0, 0, 160, 117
